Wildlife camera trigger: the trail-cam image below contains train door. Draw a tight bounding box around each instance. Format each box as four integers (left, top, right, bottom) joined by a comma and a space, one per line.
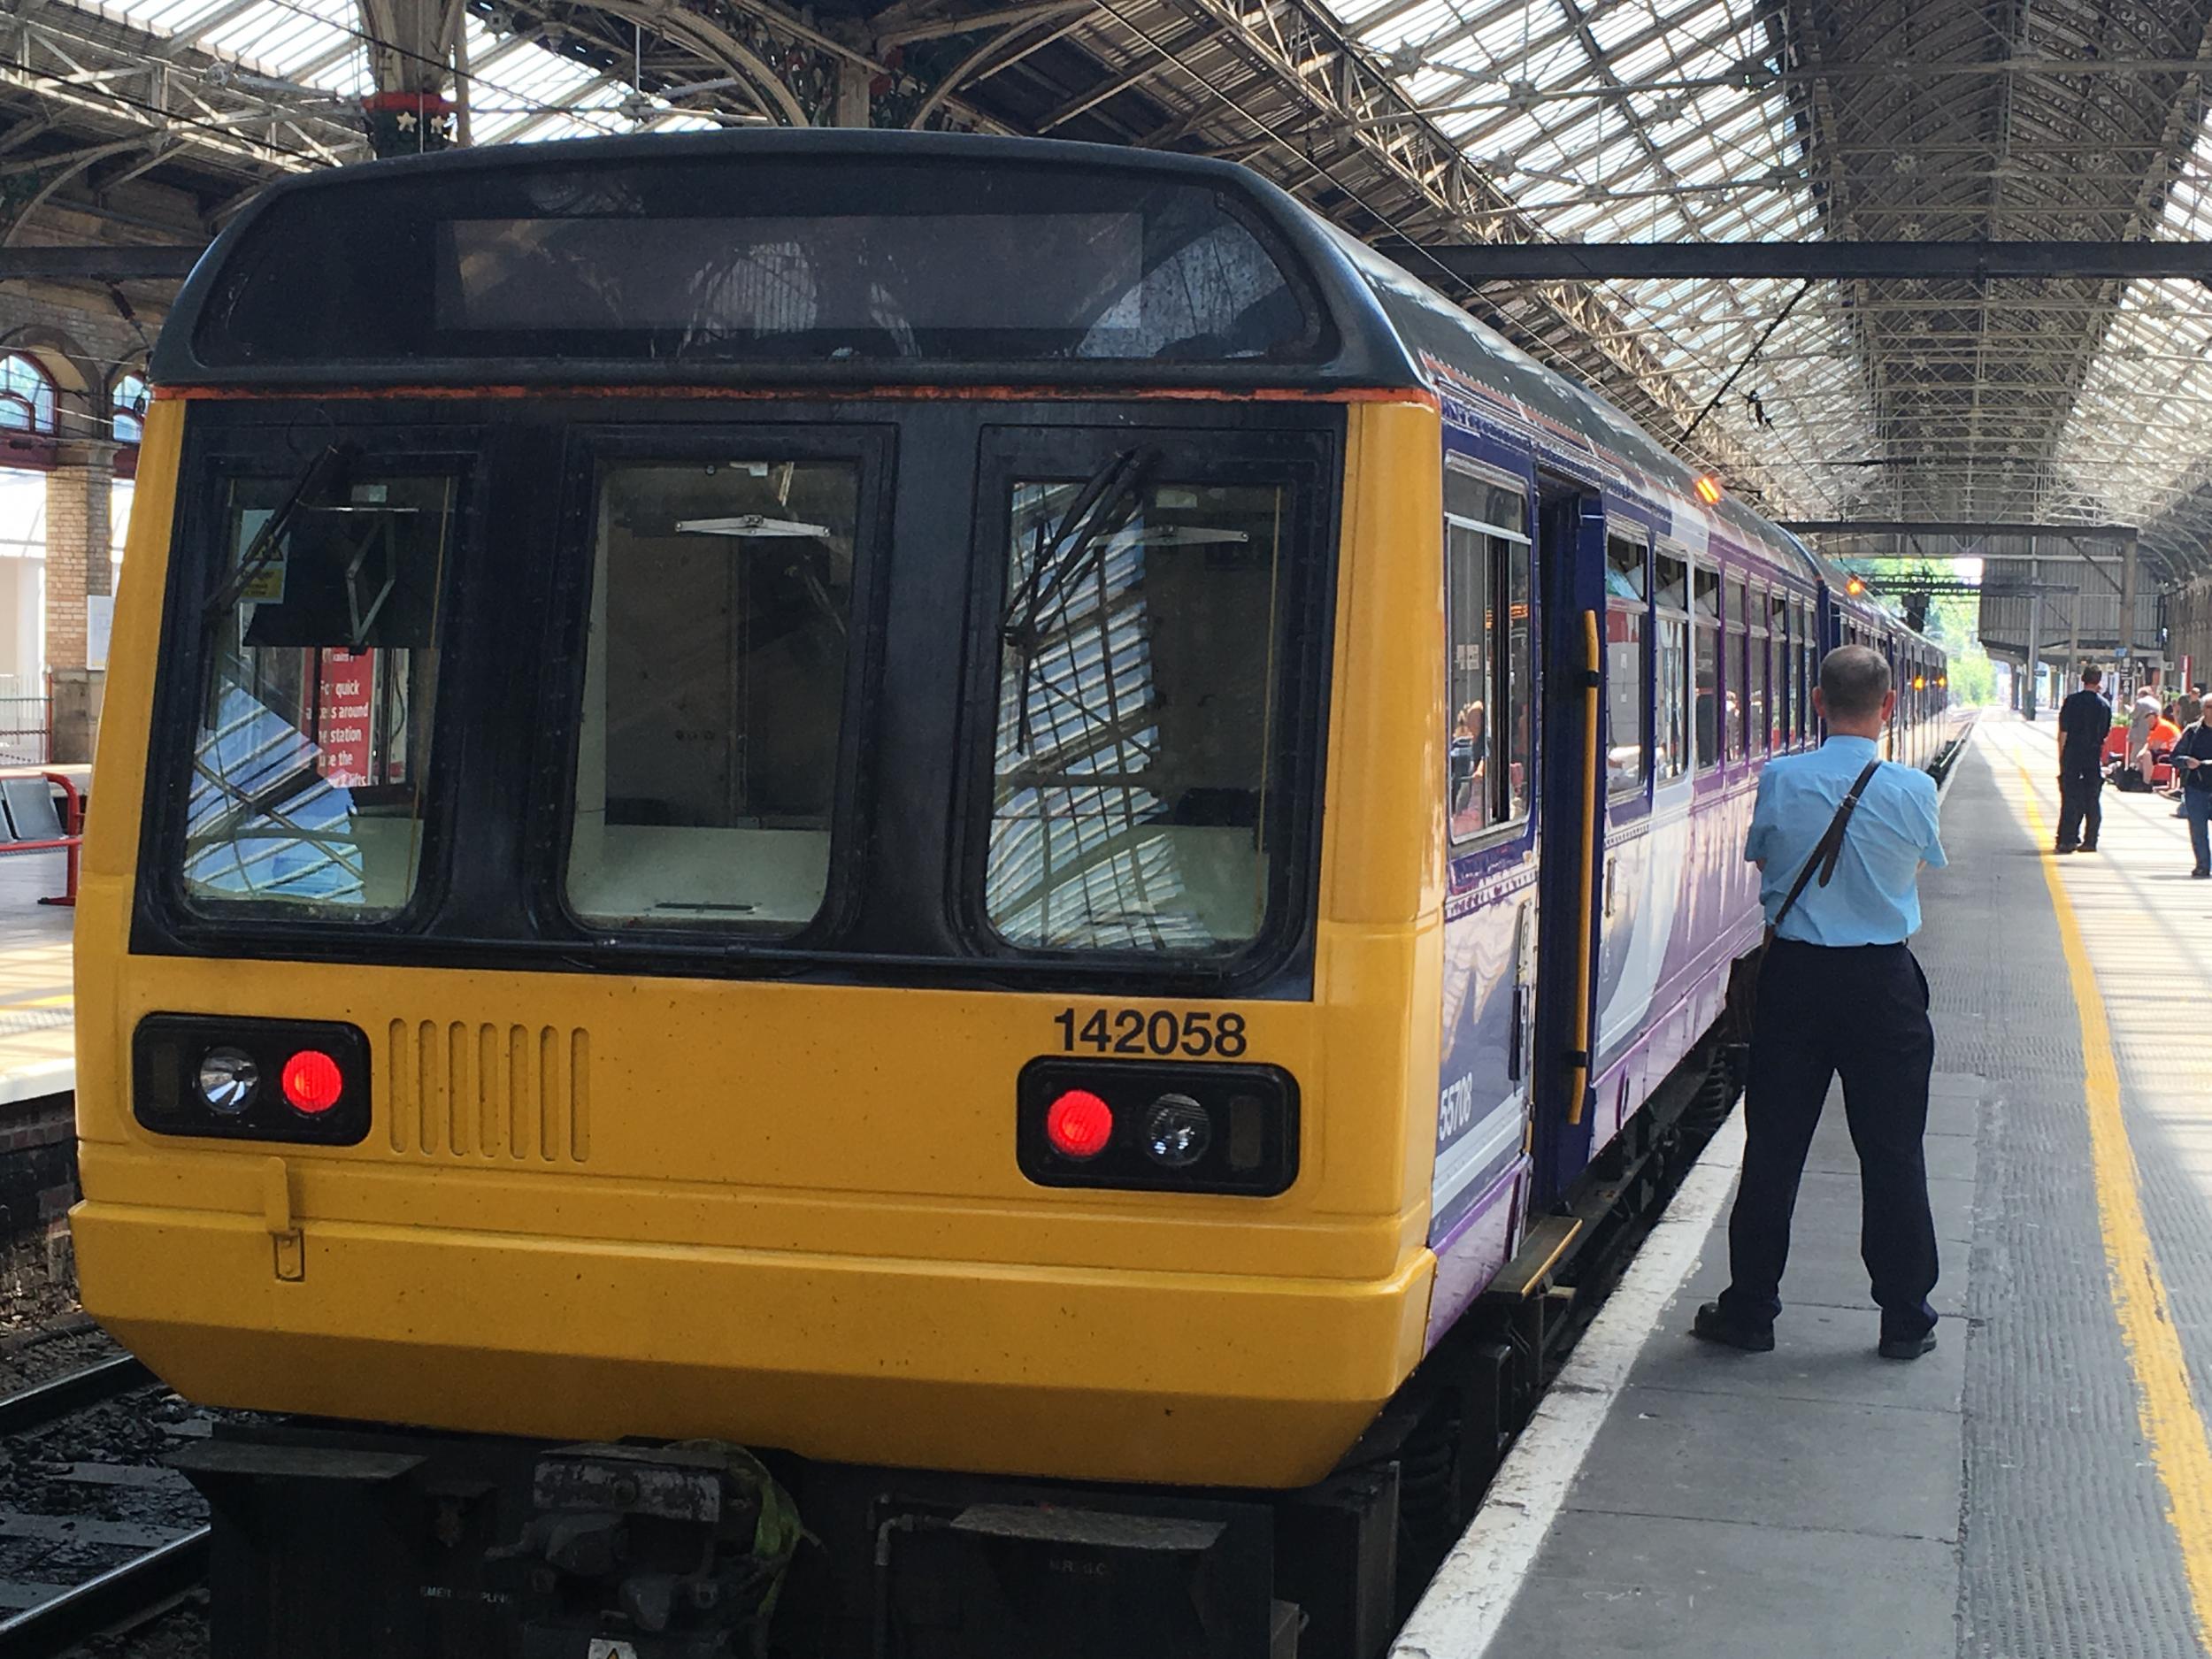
1531, 480, 1609, 1188
1430, 458, 1541, 1245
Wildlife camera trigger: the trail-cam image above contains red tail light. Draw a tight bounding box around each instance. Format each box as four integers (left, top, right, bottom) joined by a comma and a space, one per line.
281, 1048, 344, 1114
1044, 1088, 1113, 1159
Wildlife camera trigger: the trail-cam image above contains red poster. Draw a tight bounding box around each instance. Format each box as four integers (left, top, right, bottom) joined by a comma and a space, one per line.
317, 650, 376, 787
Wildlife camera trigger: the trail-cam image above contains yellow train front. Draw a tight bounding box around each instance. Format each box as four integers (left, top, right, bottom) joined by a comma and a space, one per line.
73, 130, 1771, 1658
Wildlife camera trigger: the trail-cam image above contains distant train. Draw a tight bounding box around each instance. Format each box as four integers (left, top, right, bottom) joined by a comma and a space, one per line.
75, 131, 1948, 1658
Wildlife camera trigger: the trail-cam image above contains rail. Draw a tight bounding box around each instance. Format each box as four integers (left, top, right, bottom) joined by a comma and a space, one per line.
0, 1355, 211, 1657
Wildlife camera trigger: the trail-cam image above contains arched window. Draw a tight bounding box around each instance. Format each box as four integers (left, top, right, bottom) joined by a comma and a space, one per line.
112, 372, 148, 444
0, 355, 56, 435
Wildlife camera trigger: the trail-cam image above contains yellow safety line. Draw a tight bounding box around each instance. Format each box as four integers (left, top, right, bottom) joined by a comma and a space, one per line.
2016, 758, 2212, 1646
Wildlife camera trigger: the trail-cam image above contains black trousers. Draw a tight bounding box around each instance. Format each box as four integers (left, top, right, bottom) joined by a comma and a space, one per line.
1717, 940, 1939, 1339
2056, 765, 2103, 849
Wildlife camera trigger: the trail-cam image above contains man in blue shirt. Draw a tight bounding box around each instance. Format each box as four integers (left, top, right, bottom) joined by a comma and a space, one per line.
1694, 645, 1949, 1361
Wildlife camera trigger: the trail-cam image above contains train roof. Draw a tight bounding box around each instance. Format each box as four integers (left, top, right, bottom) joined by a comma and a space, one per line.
150, 127, 1427, 394
152, 127, 1928, 624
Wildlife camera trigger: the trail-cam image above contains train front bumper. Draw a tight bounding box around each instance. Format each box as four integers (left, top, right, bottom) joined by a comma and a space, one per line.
72, 1195, 1434, 1490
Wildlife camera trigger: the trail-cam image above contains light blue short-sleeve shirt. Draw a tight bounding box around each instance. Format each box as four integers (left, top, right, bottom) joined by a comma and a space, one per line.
1744, 735, 1947, 946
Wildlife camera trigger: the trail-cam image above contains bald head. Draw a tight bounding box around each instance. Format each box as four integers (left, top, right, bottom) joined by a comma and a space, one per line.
1819, 645, 1893, 722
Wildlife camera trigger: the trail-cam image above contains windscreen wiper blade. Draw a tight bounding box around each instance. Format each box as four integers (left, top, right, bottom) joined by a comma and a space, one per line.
203, 442, 357, 622
1000, 447, 1156, 753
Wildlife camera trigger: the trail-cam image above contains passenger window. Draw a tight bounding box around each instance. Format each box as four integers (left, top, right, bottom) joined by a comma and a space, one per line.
1724, 577, 1747, 764
1445, 472, 1531, 841
1747, 583, 1768, 758
986, 471, 1291, 954
566, 458, 856, 933
1798, 601, 1816, 742
1655, 551, 1691, 780
1604, 536, 1649, 796
182, 461, 455, 918
1767, 592, 1790, 750
1693, 566, 1721, 771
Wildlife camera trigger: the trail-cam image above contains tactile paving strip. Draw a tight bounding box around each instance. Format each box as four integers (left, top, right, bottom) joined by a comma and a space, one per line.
1926, 740, 2206, 1659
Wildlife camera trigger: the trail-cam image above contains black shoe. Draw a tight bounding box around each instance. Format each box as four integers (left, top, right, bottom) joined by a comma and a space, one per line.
1878, 1330, 1938, 1361
2054, 844, 2078, 855
2193, 869, 2210, 879
1692, 1302, 1775, 1352
2080, 842, 2099, 853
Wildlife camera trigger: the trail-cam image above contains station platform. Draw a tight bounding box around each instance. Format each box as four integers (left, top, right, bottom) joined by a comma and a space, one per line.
1398, 714, 2212, 1659
0, 847, 74, 1104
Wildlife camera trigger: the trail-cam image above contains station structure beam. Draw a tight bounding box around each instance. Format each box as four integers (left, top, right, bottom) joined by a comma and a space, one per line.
1390, 241, 2212, 284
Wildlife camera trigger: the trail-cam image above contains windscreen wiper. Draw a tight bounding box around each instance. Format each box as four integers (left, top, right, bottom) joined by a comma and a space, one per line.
1000, 446, 1156, 753
203, 442, 357, 622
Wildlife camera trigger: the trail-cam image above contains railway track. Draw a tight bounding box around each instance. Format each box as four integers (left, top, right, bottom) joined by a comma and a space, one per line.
0, 1354, 210, 1658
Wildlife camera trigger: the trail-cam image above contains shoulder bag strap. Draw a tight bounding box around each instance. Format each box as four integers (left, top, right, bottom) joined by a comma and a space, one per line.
1771, 759, 1884, 933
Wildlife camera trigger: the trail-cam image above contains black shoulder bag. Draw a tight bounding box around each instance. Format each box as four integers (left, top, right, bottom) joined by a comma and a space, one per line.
1722, 759, 1884, 1042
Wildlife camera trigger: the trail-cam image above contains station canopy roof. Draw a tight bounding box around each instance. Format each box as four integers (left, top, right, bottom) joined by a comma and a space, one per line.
27, 0, 2212, 580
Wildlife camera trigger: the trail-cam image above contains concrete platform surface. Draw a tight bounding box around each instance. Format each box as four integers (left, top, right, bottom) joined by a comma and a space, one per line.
1399, 715, 2212, 1659
0, 847, 73, 1100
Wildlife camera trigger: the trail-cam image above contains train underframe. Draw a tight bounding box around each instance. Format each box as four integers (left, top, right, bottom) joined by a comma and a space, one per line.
173, 1035, 1739, 1659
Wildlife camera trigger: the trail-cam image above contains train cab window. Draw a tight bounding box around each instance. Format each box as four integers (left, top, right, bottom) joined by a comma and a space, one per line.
1768, 591, 1790, 750
985, 470, 1292, 953
1604, 535, 1649, 795
1693, 565, 1721, 772
180, 461, 455, 918
1443, 472, 1532, 840
1655, 551, 1691, 780
565, 458, 856, 933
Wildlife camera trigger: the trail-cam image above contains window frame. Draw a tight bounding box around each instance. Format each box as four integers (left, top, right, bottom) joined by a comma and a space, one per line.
1724, 572, 1748, 765
1767, 588, 1790, 752
1442, 467, 1534, 845
956, 421, 1335, 970
146, 434, 480, 937
536, 422, 896, 949
0, 352, 55, 435
1692, 560, 1722, 774
1603, 529, 1652, 799
1655, 546, 1693, 783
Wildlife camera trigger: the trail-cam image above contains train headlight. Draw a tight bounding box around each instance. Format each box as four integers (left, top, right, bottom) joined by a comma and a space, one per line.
1142, 1094, 1211, 1168
1018, 1057, 1298, 1195
196, 1048, 260, 1115
134, 1016, 371, 1146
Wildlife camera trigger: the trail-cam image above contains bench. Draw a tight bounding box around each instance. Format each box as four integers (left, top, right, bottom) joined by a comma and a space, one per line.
0, 772, 82, 907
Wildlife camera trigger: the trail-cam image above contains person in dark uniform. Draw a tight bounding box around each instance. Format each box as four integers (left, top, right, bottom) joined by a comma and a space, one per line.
1694, 645, 1948, 1361
2055, 665, 2112, 855
2174, 710, 2212, 878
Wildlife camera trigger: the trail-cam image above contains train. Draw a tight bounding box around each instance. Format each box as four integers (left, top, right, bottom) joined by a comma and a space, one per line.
73, 130, 1949, 1659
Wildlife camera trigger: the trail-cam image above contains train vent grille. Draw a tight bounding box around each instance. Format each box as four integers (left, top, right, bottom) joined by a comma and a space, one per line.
384, 1021, 591, 1164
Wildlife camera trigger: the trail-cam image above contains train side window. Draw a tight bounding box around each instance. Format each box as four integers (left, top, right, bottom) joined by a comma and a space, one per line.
1767, 590, 1789, 751
565, 458, 856, 933
1797, 600, 1816, 743
1693, 565, 1721, 772
1723, 577, 1745, 764
1445, 473, 1530, 840
1604, 535, 1649, 795
181, 465, 457, 918
1502, 530, 1533, 824
1747, 583, 1770, 758
1654, 551, 1691, 780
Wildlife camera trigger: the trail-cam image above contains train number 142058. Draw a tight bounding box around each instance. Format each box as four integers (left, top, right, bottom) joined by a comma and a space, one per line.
1050, 1007, 1249, 1059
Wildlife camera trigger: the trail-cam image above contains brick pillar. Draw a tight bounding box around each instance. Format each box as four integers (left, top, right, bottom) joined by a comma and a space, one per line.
44, 456, 111, 763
